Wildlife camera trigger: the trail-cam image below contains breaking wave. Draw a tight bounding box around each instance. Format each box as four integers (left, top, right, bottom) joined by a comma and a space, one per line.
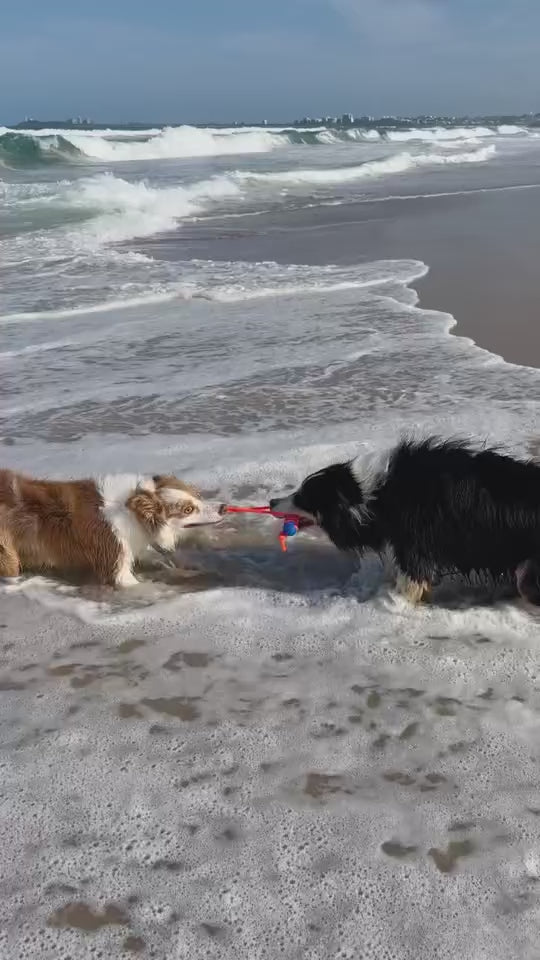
0, 131, 84, 167
3, 141, 496, 249
0, 122, 530, 167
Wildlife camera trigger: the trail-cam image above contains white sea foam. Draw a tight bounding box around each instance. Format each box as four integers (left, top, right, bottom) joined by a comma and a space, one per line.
386, 125, 491, 142
0, 172, 243, 289
497, 124, 528, 135
0, 180, 59, 204
59, 145, 494, 230
55, 125, 283, 161
3, 559, 540, 960
348, 127, 382, 141
63, 172, 242, 242
2, 122, 529, 167
386, 124, 526, 142
234, 145, 496, 186
10, 126, 163, 138
0, 258, 427, 329
1, 255, 536, 441
0, 140, 495, 291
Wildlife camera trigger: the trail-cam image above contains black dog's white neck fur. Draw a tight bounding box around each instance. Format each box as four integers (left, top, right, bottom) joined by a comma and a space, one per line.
314, 456, 390, 554
272, 437, 540, 604
275, 452, 389, 554
349, 450, 389, 516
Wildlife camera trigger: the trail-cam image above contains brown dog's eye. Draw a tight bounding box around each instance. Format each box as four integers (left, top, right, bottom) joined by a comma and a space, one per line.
182, 503, 195, 515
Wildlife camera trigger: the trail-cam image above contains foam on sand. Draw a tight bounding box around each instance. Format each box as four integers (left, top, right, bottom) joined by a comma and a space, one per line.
2, 547, 540, 959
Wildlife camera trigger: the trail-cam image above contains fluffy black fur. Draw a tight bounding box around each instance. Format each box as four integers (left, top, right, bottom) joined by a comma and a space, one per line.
271, 438, 540, 603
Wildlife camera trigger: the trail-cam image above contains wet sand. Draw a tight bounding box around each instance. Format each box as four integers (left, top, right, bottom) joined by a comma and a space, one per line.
143, 182, 540, 369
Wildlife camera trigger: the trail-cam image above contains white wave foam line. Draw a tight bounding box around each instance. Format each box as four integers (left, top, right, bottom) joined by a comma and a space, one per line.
497, 124, 528, 135
234, 145, 496, 187
0, 291, 179, 326
307, 128, 380, 144
359, 182, 540, 205
64, 125, 364, 155
182, 258, 428, 304
6, 122, 529, 146
386, 125, 526, 142
7, 124, 313, 138
348, 128, 381, 141
13, 126, 163, 139
0, 259, 428, 325
50, 125, 283, 161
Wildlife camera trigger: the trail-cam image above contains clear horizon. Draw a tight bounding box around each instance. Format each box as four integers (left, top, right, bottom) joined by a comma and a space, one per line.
2, 0, 540, 124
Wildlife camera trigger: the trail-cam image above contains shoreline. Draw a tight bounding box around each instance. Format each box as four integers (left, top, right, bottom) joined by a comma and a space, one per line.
150, 182, 540, 370
400, 185, 540, 370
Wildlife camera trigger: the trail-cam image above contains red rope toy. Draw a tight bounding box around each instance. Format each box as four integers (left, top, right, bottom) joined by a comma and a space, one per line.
224, 505, 313, 552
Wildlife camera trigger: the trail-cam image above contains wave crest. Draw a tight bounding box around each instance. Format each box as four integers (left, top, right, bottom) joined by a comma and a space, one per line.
63, 172, 242, 242
0, 122, 528, 168
233, 145, 497, 187
0, 131, 83, 168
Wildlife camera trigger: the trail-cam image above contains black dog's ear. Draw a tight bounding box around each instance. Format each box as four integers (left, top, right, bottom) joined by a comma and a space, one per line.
311, 461, 368, 552
320, 492, 366, 553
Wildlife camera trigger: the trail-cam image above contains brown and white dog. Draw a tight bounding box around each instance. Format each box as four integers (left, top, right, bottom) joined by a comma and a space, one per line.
0, 470, 223, 586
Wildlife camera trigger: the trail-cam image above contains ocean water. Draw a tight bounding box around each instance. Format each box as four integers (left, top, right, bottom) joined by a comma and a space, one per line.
2, 122, 540, 959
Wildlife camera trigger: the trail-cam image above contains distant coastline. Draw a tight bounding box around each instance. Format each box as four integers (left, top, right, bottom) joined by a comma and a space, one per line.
14, 119, 159, 131
12, 112, 540, 131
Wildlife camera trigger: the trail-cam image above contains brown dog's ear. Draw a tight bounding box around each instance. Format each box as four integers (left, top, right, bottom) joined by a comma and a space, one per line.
126, 490, 166, 530
153, 474, 200, 497
153, 474, 184, 490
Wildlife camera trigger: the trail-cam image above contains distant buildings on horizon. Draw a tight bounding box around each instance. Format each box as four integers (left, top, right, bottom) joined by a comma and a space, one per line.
23, 116, 93, 126
12, 111, 540, 132
296, 113, 356, 126
293, 112, 540, 128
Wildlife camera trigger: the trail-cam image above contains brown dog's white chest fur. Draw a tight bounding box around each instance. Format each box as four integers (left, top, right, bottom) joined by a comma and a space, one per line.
0, 470, 222, 586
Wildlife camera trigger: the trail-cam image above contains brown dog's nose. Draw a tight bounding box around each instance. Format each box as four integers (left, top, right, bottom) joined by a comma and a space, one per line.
218, 503, 228, 516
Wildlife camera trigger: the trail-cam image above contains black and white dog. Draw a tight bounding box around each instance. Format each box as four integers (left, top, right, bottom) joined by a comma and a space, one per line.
270, 437, 540, 604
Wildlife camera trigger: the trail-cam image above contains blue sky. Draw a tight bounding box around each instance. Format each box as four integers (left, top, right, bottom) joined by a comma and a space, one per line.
2, 0, 540, 122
